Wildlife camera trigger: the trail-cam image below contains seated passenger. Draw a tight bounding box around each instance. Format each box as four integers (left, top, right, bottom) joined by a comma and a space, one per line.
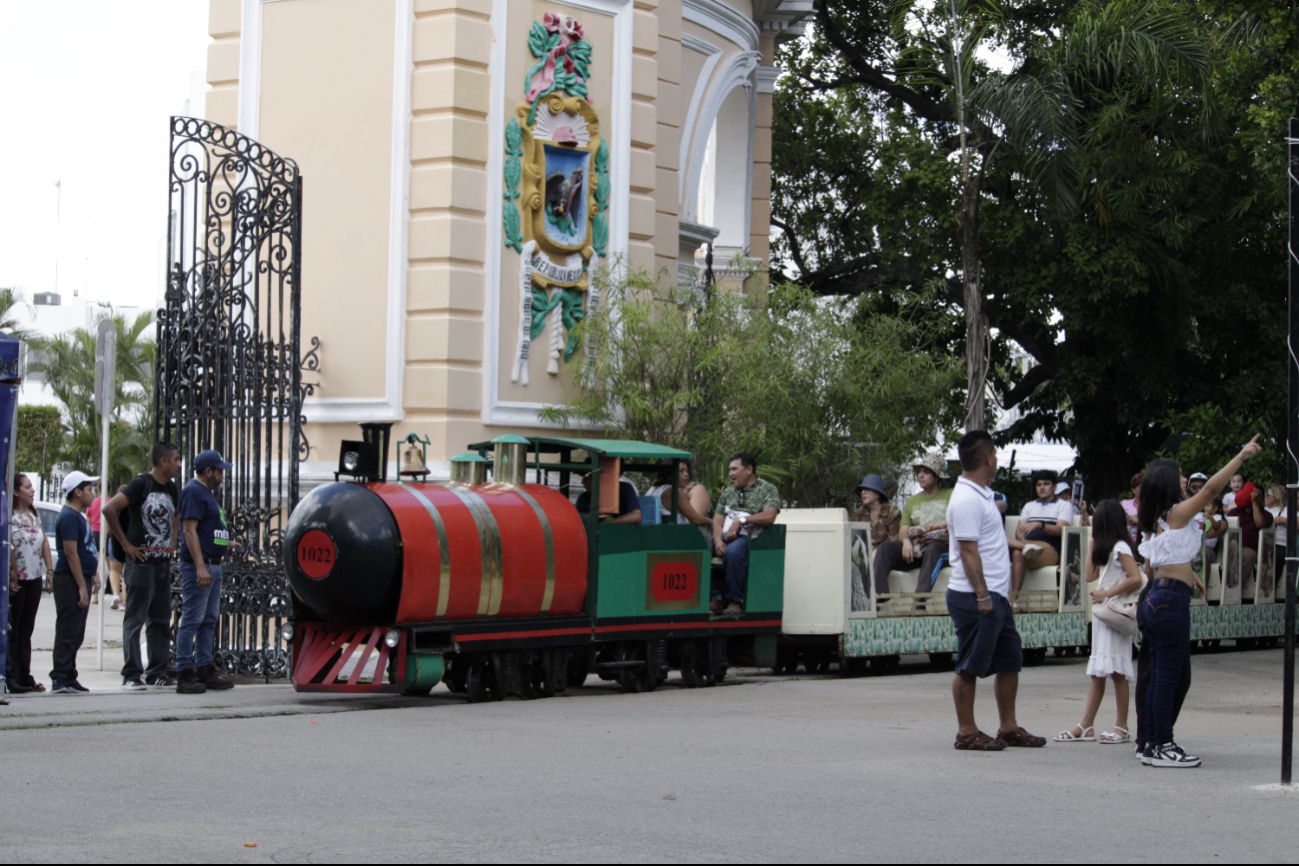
575, 473, 643, 525
871, 454, 952, 601
1228, 482, 1273, 581
711, 451, 780, 616
850, 474, 900, 549
1009, 470, 1072, 592
646, 459, 712, 543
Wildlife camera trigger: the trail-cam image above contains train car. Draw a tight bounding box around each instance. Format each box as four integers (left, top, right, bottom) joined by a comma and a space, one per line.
777, 508, 1091, 673
279, 424, 784, 701
778, 509, 1293, 673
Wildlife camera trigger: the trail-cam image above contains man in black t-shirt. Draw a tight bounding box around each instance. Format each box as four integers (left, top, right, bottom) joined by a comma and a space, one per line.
104, 442, 182, 691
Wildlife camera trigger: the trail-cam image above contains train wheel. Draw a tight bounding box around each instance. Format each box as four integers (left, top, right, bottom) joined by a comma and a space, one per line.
843, 657, 869, 677
465, 663, 488, 703
928, 652, 954, 670
679, 640, 700, 688
529, 655, 555, 699
445, 660, 467, 694
567, 653, 589, 689
709, 638, 729, 684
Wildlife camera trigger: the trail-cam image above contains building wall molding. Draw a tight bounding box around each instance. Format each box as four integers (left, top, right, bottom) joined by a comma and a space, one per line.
678, 34, 723, 204
240, 0, 412, 424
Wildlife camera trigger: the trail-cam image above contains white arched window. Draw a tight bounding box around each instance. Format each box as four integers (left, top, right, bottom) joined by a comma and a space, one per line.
682, 50, 759, 259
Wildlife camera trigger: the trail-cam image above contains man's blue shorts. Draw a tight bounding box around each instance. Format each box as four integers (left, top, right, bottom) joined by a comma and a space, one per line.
948, 590, 1023, 678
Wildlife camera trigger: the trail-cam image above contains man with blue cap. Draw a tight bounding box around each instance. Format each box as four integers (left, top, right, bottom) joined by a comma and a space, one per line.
176, 450, 237, 694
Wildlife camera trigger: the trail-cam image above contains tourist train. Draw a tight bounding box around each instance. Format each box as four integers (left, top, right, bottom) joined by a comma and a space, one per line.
281, 424, 1288, 698
281, 424, 783, 699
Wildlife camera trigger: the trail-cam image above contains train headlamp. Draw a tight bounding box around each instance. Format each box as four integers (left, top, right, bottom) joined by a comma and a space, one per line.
279, 622, 294, 642
384, 629, 401, 649
342, 450, 360, 472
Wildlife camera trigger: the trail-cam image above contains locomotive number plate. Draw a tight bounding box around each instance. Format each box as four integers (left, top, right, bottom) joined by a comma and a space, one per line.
297, 529, 337, 580
645, 551, 704, 611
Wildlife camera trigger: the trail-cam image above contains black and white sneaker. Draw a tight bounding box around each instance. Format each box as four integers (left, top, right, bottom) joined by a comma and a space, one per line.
1147, 741, 1201, 768
1136, 742, 1147, 763
122, 678, 147, 691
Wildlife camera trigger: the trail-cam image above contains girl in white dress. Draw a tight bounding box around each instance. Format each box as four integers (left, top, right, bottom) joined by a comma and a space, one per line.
1055, 500, 1145, 744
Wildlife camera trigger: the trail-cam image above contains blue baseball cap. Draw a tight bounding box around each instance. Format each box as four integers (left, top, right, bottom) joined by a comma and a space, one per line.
194, 450, 233, 472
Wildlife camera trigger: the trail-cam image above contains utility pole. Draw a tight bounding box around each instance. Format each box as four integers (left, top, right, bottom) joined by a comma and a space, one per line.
53, 181, 62, 299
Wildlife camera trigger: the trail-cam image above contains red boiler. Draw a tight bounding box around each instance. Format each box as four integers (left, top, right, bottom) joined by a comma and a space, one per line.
283, 480, 588, 625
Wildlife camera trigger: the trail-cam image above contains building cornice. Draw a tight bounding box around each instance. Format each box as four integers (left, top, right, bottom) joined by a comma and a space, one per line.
682, 0, 761, 51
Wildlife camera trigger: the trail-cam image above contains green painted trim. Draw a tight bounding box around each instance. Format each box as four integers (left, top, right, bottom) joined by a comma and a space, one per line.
844, 612, 1088, 657
492, 434, 532, 445
450, 452, 487, 463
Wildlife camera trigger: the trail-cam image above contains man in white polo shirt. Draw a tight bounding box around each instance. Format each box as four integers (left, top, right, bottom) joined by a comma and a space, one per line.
946, 430, 1046, 752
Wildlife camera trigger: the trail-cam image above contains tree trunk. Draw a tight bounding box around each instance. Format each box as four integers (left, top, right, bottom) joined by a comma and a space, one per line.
959, 177, 985, 432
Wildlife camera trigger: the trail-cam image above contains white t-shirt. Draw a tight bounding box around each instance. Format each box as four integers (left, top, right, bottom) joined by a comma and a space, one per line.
1267, 506, 1287, 547
947, 476, 1012, 598
1020, 497, 1073, 526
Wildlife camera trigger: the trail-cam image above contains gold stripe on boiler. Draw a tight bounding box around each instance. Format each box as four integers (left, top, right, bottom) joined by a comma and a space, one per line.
397, 483, 452, 620
511, 486, 556, 614
446, 483, 505, 617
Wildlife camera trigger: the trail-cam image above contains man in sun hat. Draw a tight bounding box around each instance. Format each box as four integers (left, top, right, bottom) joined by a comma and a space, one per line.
176, 450, 238, 694
871, 453, 954, 606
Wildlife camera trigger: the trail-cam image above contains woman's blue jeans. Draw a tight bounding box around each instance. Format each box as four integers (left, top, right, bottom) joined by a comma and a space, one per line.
177, 561, 222, 671
1140, 578, 1192, 746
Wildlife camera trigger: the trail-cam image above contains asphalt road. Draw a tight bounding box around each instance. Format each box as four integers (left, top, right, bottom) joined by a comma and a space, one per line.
4, 643, 1299, 862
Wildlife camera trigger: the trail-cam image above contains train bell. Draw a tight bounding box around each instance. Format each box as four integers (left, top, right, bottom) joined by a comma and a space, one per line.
399, 442, 429, 478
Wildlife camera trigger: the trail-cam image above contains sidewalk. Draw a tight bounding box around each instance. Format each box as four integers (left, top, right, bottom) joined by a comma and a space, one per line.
10, 583, 129, 691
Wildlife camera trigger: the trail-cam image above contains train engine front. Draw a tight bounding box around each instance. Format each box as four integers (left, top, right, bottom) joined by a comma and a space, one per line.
281, 424, 588, 695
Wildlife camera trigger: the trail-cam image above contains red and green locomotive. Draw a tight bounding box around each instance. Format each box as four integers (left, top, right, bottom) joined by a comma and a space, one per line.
281, 424, 785, 701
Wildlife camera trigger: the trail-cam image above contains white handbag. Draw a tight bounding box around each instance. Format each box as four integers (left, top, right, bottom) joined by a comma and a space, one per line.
1093, 576, 1145, 636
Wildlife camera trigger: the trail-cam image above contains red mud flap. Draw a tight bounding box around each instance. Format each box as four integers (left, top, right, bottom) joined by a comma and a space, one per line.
291, 623, 406, 693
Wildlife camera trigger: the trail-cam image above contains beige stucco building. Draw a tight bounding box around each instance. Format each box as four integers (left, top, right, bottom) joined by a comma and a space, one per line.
203, 0, 808, 484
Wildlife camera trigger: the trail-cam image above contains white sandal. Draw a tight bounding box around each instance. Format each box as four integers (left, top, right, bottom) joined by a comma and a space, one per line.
1099, 726, 1131, 744
1053, 723, 1095, 742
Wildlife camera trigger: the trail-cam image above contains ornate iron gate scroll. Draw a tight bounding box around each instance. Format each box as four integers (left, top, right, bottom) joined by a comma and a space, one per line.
158, 117, 306, 679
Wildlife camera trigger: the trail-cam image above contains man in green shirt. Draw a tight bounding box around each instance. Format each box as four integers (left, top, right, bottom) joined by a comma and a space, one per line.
711, 451, 781, 616
871, 453, 954, 601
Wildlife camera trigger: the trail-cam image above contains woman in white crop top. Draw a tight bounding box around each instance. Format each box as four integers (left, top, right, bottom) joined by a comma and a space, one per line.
1135, 437, 1261, 769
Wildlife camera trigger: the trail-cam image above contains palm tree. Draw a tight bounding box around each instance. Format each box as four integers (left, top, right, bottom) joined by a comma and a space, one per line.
30, 310, 156, 482
0, 287, 37, 343
888, 0, 1211, 429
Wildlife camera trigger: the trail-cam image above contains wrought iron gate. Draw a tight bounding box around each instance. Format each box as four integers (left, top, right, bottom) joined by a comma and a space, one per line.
157, 117, 305, 679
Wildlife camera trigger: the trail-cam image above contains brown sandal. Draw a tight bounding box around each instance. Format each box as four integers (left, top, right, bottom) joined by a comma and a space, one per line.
954, 730, 1007, 751
998, 726, 1047, 747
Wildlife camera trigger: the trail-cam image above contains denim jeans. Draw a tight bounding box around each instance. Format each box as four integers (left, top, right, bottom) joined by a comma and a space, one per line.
176, 561, 222, 671
121, 559, 175, 681
1140, 578, 1192, 746
712, 537, 748, 605
50, 573, 90, 683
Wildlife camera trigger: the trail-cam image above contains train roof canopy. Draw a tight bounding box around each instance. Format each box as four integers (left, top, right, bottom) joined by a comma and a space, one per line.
467, 436, 693, 461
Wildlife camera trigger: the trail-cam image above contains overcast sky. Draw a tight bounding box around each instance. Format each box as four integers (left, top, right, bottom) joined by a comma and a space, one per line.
0, 0, 210, 312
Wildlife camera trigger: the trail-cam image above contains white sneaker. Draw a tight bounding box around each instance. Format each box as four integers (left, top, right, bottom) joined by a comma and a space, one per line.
1147, 741, 1201, 768
1022, 544, 1045, 561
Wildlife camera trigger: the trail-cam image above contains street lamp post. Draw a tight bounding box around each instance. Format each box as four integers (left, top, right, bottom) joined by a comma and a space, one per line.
1283, 116, 1298, 786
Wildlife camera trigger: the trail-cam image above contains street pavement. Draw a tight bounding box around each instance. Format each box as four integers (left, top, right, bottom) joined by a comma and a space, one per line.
4, 598, 1299, 862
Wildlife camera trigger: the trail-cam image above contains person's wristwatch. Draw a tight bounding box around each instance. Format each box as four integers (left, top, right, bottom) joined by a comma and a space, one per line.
738, 514, 748, 525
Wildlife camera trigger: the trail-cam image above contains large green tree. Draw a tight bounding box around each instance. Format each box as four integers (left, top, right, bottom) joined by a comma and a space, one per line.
542, 269, 964, 508
773, 0, 1294, 496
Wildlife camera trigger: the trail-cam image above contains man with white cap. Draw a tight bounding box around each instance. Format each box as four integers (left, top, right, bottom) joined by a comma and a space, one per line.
49, 471, 102, 694
176, 450, 237, 694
